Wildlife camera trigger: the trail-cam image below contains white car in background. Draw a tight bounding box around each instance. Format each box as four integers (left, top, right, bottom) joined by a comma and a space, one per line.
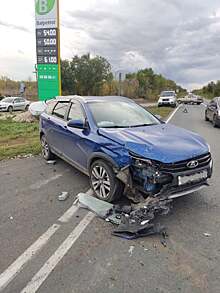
0, 97, 30, 113
158, 91, 177, 108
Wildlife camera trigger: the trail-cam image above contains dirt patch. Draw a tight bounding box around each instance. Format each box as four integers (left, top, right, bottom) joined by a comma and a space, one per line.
12, 111, 38, 123
1, 137, 27, 146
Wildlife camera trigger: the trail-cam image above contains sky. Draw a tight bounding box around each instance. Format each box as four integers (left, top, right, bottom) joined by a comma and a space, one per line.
0, 0, 220, 90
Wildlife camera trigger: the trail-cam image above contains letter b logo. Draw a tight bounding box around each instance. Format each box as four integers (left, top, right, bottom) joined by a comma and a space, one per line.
36, 0, 55, 15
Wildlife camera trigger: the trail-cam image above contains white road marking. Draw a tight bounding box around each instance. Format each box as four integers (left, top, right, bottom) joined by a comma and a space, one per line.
30, 174, 63, 190
85, 188, 93, 196
20, 212, 95, 293
0, 224, 60, 292
166, 104, 182, 123
0, 186, 88, 292
58, 205, 79, 223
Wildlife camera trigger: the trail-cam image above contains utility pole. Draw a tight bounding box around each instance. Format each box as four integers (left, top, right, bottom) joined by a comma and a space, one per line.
119, 72, 122, 96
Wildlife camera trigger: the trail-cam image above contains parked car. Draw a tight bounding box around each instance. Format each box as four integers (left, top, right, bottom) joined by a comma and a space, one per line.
158, 91, 177, 107
178, 94, 203, 105
40, 96, 212, 202
0, 97, 30, 112
205, 97, 220, 127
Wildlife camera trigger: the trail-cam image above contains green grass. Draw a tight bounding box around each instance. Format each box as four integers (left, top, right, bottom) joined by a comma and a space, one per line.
0, 119, 41, 160
147, 106, 174, 120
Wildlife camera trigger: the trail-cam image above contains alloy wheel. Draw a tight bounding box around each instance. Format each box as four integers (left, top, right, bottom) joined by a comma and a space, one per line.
41, 136, 49, 159
91, 165, 111, 199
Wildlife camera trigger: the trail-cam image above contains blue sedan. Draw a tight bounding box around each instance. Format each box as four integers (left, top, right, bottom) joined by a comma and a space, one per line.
40, 96, 212, 202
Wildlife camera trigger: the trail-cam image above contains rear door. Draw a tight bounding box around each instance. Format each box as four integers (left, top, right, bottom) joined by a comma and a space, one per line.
18, 98, 26, 110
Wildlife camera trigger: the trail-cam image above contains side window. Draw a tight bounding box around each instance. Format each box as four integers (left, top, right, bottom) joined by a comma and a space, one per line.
14, 98, 19, 103
45, 100, 57, 115
68, 102, 85, 121
52, 102, 69, 119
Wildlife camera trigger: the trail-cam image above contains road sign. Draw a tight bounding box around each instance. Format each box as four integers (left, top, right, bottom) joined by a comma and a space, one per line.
35, 0, 61, 100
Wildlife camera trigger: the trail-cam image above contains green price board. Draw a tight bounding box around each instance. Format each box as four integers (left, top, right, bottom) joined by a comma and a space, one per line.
35, 0, 61, 101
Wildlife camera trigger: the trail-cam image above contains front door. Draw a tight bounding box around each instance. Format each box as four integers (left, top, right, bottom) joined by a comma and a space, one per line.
63, 101, 89, 170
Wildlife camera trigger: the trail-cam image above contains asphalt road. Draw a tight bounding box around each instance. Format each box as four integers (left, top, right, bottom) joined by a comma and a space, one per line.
0, 104, 220, 293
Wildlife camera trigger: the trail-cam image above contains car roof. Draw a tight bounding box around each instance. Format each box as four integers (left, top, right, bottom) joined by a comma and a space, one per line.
55, 95, 133, 103
7, 97, 22, 99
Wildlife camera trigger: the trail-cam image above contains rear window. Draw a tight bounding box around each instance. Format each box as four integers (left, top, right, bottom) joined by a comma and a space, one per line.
45, 100, 57, 115
161, 91, 175, 97
52, 102, 69, 119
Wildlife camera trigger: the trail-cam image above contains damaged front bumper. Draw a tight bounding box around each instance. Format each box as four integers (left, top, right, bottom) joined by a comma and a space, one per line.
116, 152, 213, 200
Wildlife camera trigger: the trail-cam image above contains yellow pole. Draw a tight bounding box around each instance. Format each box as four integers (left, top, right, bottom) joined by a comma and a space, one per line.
57, 0, 62, 96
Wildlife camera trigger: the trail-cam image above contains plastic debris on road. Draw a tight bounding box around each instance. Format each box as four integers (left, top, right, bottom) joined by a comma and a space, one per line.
128, 245, 135, 256
77, 192, 173, 240
58, 192, 69, 201
47, 160, 57, 165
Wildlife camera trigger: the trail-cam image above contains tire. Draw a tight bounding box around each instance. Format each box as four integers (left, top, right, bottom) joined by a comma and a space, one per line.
89, 159, 124, 202
25, 105, 29, 111
8, 106, 13, 113
40, 135, 54, 160
213, 115, 218, 128
205, 111, 209, 121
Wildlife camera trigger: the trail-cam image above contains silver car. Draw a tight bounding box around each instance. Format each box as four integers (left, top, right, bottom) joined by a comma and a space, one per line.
0, 97, 30, 112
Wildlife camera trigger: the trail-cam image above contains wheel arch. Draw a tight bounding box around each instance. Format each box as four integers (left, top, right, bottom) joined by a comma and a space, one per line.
87, 152, 119, 172
40, 131, 45, 139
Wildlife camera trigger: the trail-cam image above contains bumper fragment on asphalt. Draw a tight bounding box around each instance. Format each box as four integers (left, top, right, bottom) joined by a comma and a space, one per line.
77, 193, 172, 240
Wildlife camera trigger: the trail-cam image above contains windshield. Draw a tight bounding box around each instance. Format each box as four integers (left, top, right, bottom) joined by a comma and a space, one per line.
1, 97, 13, 103
88, 100, 160, 128
160, 91, 175, 97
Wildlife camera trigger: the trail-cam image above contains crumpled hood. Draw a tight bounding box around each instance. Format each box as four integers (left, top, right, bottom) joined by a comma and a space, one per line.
98, 124, 209, 163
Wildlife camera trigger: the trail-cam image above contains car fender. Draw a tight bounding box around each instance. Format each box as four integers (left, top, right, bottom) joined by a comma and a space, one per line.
7, 104, 13, 110
87, 152, 120, 171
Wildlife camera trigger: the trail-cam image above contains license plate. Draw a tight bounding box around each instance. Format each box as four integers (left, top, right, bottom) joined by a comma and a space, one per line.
178, 170, 208, 186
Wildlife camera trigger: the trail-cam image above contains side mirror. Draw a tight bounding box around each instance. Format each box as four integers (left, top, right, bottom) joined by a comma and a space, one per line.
67, 119, 85, 129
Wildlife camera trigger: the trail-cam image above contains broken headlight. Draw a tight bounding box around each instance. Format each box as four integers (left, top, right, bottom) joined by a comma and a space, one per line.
130, 154, 173, 188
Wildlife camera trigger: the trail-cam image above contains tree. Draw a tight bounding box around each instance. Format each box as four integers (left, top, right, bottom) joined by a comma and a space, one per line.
61, 60, 76, 95
61, 54, 113, 96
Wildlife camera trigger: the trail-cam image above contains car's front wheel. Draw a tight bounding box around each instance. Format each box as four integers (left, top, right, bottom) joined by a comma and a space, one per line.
205, 111, 209, 121
8, 106, 13, 113
41, 135, 54, 160
89, 160, 123, 202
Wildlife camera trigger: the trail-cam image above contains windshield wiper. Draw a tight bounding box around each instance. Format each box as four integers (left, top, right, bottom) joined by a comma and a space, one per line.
129, 123, 158, 128
101, 123, 158, 129
102, 125, 128, 128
